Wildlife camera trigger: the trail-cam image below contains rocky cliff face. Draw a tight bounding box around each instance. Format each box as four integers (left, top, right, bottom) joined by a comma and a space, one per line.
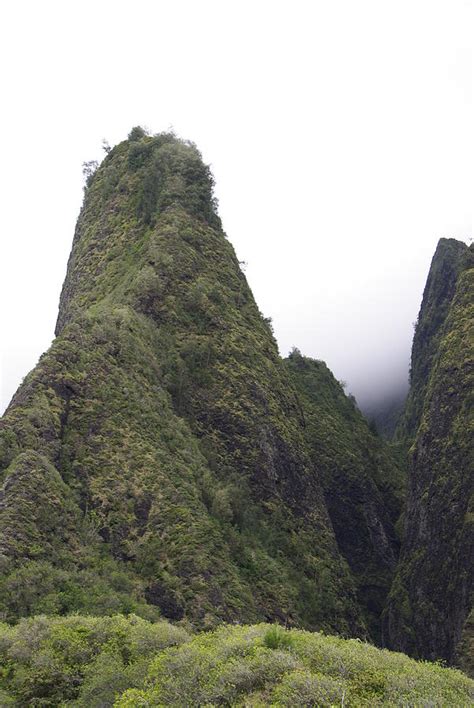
1, 130, 368, 632
396, 239, 470, 442
285, 352, 404, 640
384, 240, 473, 663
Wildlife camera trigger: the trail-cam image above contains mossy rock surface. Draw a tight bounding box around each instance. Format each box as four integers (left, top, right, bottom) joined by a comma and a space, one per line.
285, 352, 405, 641
1, 130, 385, 634
385, 242, 474, 664
3, 128, 468, 672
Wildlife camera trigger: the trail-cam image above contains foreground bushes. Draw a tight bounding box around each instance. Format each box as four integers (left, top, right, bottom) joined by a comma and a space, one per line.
0, 616, 472, 706
117, 623, 473, 706
0, 614, 188, 706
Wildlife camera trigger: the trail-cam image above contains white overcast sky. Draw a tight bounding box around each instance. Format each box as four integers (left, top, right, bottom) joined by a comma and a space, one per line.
0, 0, 472, 414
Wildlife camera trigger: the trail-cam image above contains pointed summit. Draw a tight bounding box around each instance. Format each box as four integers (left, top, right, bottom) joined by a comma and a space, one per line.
1, 130, 366, 632
385, 239, 473, 663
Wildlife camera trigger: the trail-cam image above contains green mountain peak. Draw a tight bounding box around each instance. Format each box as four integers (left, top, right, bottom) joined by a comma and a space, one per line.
1, 132, 472, 701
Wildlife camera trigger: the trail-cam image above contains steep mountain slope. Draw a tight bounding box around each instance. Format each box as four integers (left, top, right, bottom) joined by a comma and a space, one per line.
0, 129, 365, 633
396, 238, 470, 442
285, 352, 404, 641
384, 240, 473, 664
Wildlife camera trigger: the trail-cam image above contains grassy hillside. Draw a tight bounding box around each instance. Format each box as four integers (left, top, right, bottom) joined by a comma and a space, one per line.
0, 615, 472, 707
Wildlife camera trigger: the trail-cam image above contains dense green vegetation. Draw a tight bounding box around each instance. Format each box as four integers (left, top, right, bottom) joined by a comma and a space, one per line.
1, 615, 472, 706
0, 614, 188, 706
285, 352, 405, 640
385, 241, 473, 665
396, 238, 470, 443
1, 127, 472, 697
1, 128, 377, 634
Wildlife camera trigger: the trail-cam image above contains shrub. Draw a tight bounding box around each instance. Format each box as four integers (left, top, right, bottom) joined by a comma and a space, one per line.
263, 624, 294, 650
272, 669, 347, 706
0, 614, 189, 705
116, 624, 474, 706
128, 126, 147, 141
